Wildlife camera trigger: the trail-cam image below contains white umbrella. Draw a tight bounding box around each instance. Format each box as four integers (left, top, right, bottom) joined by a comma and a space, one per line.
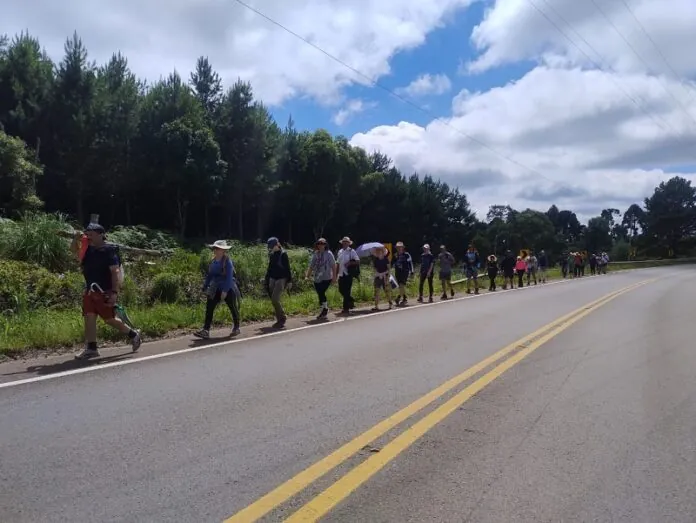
355, 242, 384, 257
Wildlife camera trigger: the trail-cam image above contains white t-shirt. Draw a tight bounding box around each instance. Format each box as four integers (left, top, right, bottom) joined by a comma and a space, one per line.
336, 247, 359, 277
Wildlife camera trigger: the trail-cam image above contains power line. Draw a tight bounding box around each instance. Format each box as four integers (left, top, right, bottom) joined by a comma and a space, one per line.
588, 0, 696, 126
231, 0, 558, 184
617, 0, 696, 101
529, 0, 678, 136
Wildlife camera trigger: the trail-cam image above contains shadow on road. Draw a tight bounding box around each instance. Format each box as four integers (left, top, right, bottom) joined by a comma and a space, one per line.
1, 353, 134, 377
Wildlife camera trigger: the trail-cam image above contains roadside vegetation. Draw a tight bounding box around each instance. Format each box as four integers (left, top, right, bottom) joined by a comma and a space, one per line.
1, 213, 693, 356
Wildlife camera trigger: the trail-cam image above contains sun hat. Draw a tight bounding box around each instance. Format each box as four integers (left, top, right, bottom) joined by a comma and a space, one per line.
267, 237, 279, 249
208, 240, 232, 250
315, 238, 327, 245
396, 241, 405, 247
339, 236, 353, 245
423, 243, 430, 250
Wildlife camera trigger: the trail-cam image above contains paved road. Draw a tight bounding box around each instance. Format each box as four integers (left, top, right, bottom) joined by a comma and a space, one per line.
1, 267, 695, 522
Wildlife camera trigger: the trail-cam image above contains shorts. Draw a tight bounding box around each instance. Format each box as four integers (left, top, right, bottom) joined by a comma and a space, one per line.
82, 291, 115, 320
373, 275, 387, 289
465, 267, 478, 279
395, 273, 409, 285
439, 272, 452, 281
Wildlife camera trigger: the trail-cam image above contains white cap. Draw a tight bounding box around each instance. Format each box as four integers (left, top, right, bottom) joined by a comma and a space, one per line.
423, 243, 430, 250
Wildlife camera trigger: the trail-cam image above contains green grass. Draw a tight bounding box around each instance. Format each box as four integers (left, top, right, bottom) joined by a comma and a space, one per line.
3, 258, 693, 356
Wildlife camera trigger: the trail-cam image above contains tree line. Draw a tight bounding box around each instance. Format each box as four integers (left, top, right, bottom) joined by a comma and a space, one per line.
1, 31, 695, 259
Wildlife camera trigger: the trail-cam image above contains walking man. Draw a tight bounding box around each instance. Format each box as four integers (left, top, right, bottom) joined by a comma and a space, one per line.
335, 236, 360, 314
392, 241, 414, 306
265, 237, 292, 328
537, 249, 549, 283
486, 254, 499, 291
418, 243, 435, 303
464, 244, 481, 295
438, 245, 456, 299
526, 250, 538, 286
71, 223, 141, 360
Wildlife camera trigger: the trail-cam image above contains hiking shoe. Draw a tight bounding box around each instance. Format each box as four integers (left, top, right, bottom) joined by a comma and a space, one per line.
428, 297, 433, 303
474, 289, 480, 295
466, 289, 471, 294
230, 327, 241, 336
193, 329, 210, 339
131, 331, 142, 352
441, 294, 448, 300
272, 321, 286, 329
317, 308, 328, 319
75, 347, 99, 360
417, 296, 423, 303
450, 289, 455, 297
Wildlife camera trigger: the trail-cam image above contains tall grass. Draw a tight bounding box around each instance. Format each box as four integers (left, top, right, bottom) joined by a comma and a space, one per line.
0, 212, 77, 272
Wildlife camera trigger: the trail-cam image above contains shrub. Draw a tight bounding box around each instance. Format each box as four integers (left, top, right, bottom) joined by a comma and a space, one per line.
107, 225, 180, 251
0, 259, 83, 314
0, 212, 76, 272
150, 273, 180, 303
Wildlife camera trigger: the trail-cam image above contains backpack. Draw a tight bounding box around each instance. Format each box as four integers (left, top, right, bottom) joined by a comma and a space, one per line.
105, 242, 125, 285
345, 249, 360, 279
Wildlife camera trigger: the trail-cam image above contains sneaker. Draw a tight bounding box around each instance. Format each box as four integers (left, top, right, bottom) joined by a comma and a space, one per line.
441, 294, 448, 300
317, 308, 328, 319
428, 297, 434, 303
131, 330, 142, 352
230, 327, 241, 336
395, 296, 402, 306
466, 289, 471, 294
272, 321, 286, 329
75, 347, 99, 360
193, 329, 210, 339
450, 289, 455, 297
417, 296, 423, 303
474, 289, 480, 295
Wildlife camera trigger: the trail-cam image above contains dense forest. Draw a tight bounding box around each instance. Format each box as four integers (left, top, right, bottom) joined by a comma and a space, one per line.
1, 31, 695, 259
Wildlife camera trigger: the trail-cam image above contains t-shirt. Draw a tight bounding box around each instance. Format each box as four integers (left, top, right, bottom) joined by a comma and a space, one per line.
373, 256, 389, 274
309, 250, 336, 282
464, 251, 480, 269
420, 252, 435, 275
81, 245, 119, 291
438, 252, 454, 273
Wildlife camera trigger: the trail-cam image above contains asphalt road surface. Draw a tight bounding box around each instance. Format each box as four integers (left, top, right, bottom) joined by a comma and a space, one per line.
2, 266, 696, 523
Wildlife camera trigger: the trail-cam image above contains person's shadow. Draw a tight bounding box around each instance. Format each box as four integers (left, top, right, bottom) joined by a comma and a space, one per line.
2, 353, 134, 377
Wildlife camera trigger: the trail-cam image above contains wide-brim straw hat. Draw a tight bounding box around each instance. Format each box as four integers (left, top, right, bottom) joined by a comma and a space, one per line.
339, 236, 353, 245
207, 240, 232, 250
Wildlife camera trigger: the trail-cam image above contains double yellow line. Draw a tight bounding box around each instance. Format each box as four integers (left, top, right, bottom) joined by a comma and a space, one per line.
225, 279, 653, 523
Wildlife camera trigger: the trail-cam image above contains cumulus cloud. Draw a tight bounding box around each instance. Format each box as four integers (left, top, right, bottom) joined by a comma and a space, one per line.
396, 73, 452, 97
351, 0, 696, 220
0, 0, 472, 105
332, 99, 376, 125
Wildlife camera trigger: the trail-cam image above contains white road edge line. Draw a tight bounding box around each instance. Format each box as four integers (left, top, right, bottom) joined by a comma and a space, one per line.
0, 269, 653, 389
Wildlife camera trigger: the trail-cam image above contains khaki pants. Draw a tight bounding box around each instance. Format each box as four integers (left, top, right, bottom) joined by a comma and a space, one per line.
268, 278, 287, 322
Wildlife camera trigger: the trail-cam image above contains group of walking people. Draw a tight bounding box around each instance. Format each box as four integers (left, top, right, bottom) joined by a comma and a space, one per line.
193, 238, 615, 338
71, 221, 613, 358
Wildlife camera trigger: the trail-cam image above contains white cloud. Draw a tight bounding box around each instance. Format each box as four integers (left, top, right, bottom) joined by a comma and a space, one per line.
351, 0, 696, 220
351, 65, 696, 221
396, 73, 452, 97
0, 0, 473, 105
332, 99, 376, 125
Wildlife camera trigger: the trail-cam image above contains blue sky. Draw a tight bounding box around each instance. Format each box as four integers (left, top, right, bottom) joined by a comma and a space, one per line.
271, 2, 535, 137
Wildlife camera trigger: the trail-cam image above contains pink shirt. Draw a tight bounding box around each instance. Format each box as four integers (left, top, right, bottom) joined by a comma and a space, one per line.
515, 259, 527, 271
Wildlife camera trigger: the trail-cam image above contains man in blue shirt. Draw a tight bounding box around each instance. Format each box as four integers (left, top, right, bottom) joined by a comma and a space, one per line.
464, 244, 481, 295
